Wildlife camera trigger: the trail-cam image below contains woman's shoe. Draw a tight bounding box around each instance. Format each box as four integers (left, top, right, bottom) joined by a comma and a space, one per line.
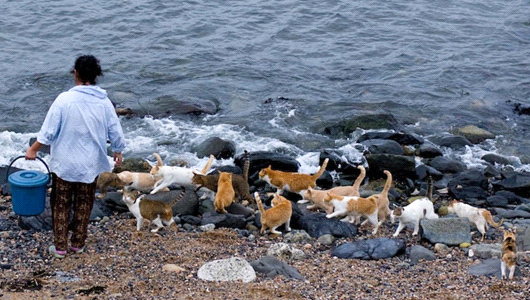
49, 245, 66, 258
70, 246, 85, 254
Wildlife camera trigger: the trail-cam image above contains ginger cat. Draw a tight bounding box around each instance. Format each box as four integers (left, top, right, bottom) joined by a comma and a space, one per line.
214, 172, 236, 213
447, 200, 503, 241
192, 150, 253, 205
302, 165, 366, 213
254, 192, 292, 235
150, 153, 214, 194
324, 192, 380, 235
122, 189, 185, 232
259, 158, 329, 196
501, 228, 517, 280
356, 170, 392, 226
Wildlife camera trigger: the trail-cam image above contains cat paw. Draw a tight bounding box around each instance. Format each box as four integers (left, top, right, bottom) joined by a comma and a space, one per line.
326, 215, 333, 219
297, 200, 309, 204
392, 233, 399, 238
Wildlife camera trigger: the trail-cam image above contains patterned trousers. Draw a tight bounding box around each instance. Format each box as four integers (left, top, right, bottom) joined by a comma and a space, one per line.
50, 173, 96, 251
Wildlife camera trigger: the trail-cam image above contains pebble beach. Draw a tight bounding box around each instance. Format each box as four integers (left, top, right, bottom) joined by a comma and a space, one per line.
1, 194, 529, 300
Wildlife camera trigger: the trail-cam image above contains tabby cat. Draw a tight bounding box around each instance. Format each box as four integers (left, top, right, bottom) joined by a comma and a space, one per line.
501, 228, 517, 280
122, 189, 185, 232
254, 192, 292, 235
191, 150, 253, 205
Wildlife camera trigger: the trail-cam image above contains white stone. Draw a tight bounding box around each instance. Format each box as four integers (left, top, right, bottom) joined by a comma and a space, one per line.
162, 264, 185, 273
197, 257, 256, 283
267, 242, 306, 260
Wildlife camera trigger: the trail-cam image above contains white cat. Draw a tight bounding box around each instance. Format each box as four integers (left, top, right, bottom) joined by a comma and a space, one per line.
447, 200, 503, 241
390, 198, 439, 237
150, 153, 214, 194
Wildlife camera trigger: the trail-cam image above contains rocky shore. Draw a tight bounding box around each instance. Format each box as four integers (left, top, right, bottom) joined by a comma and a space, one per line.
2, 127, 530, 299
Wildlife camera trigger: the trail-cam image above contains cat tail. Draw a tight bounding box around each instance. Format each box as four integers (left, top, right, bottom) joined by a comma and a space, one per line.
311, 158, 329, 181
254, 192, 266, 216
483, 210, 503, 227
381, 170, 393, 197
242, 150, 250, 182
352, 165, 366, 190
169, 189, 187, 206
200, 155, 215, 174
153, 153, 164, 167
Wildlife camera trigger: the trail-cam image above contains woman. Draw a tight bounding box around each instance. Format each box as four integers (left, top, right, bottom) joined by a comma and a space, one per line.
25, 55, 126, 258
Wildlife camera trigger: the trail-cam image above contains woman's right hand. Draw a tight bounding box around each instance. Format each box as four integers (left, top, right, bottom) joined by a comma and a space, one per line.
25, 148, 37, 160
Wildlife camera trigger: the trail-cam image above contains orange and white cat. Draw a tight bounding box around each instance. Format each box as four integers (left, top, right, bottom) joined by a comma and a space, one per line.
501, 228, 517, 280
214, 172, 236, 213
259, 158, 329, 196
254, 192, 292, 235
447, 200, 503, 241
122, 189, 185, 232
362, 170, 392, 226
302, 165, 366, 213
390, 198, 439, 237
150, 153, 214, 194
324, 192, 380, 235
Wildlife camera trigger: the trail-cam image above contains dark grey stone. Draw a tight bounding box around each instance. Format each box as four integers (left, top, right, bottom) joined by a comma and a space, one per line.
250, 255, 303, 280
331, 237, 406, 260
360, 139, 404, 155
295, 213, 357, 238
467, 258, 522, 278
421, 217, 471, 246
409, 245, 435, 265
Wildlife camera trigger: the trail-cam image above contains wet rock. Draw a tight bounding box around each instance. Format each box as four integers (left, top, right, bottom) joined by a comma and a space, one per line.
438, 135, 473, 150
415, 164, 443, 181
417, 144, 443, 159
365, 154, 416, 180
320, 113, 401, 137
481, 153, 513, 166
225, 202, 254, 218
234, 151, 299, 183
180, 215, 202, 226
421, 217, 471, 246
494, 190, 530, 205
492, 172, 530, 198
318, 149, 362, 175
448, 170, 489, 190
250, 255, 303, 280
357, 131, 424, 145
192, 137, 236, 159
360, 139, 404, 155
197, 257, 256, 283
493, 207, 530, 219
295, 213, 357, 238
426, 156, 467, 174
486, 195, 509, 208
331, 237, 406, 260
451, 125, 495, 144
408, 245, 435, 265
467, 258, 522, 278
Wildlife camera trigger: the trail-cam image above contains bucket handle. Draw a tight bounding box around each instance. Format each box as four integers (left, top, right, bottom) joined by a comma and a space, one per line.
6, 155, 51, 185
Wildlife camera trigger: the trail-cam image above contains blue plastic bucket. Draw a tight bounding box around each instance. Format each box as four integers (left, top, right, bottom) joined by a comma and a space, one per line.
7, 156, 51, 216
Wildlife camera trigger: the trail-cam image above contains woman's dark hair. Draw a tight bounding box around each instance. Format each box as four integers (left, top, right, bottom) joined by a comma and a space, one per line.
71, 55, 103, 85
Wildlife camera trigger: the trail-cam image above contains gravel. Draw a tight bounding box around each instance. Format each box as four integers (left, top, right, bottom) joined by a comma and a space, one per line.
0, 199, 529, 300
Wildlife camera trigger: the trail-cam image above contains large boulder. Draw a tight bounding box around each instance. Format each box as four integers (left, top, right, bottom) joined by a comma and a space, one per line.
426, 156, 467, 174
331, 238, 406, 260
360, 139, 404, 155
421, 218, 471, 246
233, 151, 299, 183
451, 125, 495, 144
492, 173, 530, 198
357, 132, 424, 145
193, 137, 236, 159
365, 154, 416, 180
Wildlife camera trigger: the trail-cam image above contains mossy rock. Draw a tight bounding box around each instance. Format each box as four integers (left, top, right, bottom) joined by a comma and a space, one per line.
113, 158, 151, 173
438, 206, 449, 216
459, 242, 471, 248
320, 113, 401, 137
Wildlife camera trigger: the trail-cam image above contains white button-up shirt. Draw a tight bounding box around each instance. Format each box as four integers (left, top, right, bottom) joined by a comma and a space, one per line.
37, 85, 126, 183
